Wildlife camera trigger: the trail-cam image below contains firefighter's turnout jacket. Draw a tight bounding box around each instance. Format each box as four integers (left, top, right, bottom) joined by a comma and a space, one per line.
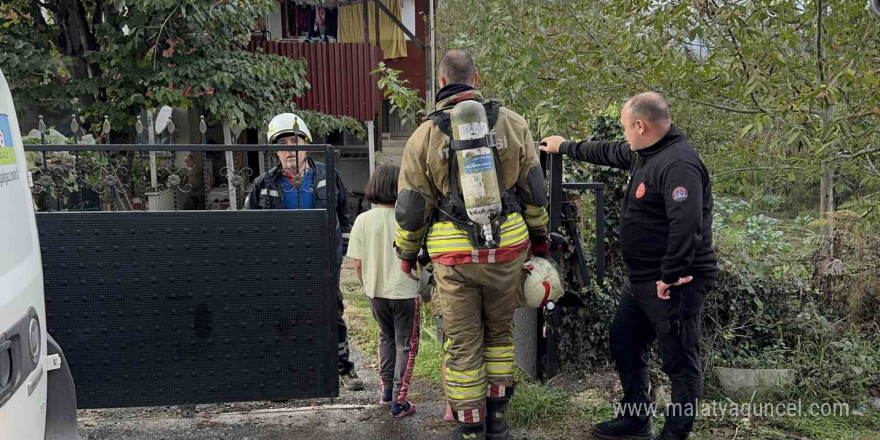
395, 89, 549, 266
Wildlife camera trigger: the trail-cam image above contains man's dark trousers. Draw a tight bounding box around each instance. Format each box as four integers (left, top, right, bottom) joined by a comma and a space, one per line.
610, 277, 714, 436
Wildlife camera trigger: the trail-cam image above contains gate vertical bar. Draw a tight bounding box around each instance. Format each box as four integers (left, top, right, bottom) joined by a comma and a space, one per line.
223, 121, 238, 210
147, 110, 158, 190
544, 151, 565, 379
258, 120, 268, 176
200, 116, 208, 210
324, 145, 339, 396
103, 115, 116, 211
72, 114, 84, 211
168, 118, 179, 211
595, 187, 606, 288
367, 120, 375, 176
135, 115, 145, 212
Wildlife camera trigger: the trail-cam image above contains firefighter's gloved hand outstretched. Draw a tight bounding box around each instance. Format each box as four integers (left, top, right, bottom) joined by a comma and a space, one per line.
400, 259, 418, 281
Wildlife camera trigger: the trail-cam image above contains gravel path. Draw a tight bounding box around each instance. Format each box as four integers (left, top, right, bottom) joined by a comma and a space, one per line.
77, 348, 453, 440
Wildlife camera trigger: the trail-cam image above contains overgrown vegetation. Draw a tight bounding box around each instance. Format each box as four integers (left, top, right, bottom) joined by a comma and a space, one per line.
0, 0, 361, 137
437, 0, 880, 410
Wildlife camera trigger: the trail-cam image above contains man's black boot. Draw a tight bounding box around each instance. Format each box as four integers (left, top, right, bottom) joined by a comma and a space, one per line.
592, 415, 653, 440
485, 397, 511, 439
452, 421, 485, 440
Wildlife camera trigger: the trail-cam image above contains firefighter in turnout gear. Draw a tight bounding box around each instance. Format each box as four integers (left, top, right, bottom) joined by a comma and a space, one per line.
395, 50, 550, 440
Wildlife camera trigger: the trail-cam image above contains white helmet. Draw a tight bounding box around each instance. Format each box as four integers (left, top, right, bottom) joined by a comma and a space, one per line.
520, 257, 564, 308
267, 113, 312, 144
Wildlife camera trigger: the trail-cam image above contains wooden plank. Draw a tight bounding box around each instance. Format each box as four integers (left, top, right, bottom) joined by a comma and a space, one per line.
319, 45, 328, 113
280, 0, 289, 38
314, 44, 321, 112
362, 44, 371, 121
352, 44, 365, 120
331, 44, 340, 116
294, 43, 304, 110
306, 44, 314, 111
344, 45, 352, 117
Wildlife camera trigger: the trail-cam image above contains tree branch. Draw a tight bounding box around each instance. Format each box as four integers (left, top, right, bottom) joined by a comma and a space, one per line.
92, 0, 103, 31
712, 165, 806, 179
151, 5, 180, 70
688, 99, 763, 114
816, 0, 826, 83
836, 145, 879, 160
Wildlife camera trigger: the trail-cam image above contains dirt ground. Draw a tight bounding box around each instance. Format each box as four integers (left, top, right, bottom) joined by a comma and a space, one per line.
77, 347, 455, 440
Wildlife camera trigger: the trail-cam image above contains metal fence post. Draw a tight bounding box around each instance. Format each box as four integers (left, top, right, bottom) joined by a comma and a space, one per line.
223, 121, 238, 210
147, 110, 158, 190
258, 120, 268, 176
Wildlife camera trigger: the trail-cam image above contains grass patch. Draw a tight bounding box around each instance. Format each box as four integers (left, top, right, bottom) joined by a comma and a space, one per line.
414, 330, 444, 385
508, 377, 573, 429
765, 411, 880, 440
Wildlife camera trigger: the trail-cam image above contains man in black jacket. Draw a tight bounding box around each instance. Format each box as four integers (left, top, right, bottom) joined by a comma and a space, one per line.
245, 112, 363, 391
540, 92, 717, 440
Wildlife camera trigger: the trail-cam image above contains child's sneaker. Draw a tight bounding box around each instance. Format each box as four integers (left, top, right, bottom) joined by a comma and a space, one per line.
391, 400, 416, 418
379, 389, 393, 405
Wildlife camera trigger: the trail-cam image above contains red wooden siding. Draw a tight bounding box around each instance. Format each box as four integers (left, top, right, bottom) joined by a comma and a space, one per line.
250, 40, 383, 122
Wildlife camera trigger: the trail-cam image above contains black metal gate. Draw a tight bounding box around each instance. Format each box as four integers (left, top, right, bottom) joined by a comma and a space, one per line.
26, 139, 341, 408
514, 150, 606, 380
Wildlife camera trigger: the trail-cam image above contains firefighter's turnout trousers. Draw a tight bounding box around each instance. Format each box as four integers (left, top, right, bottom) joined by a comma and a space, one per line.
433, 250, 527, 422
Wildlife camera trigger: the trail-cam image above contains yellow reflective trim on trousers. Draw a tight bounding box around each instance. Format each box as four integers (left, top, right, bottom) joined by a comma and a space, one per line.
485, 346, 514, 376
447, 383, 488, 400
446, 377, 487, 390
445, 366, 487, 383
485, 346, 515, 358
486, 360, 514, 369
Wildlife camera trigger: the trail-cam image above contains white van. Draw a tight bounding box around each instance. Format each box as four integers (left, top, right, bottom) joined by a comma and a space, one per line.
0, 68, 79, 439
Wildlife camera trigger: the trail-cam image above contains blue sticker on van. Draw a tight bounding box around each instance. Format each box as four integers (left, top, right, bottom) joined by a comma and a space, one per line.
0, 114, 15, 165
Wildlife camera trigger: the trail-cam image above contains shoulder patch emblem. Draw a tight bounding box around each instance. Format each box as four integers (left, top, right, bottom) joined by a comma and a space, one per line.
635, 182, 646, 199
672, 186, 688, 202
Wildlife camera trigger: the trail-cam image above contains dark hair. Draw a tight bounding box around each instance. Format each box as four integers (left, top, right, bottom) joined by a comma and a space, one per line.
365, 164, 400, 205
439, 49, 476, 85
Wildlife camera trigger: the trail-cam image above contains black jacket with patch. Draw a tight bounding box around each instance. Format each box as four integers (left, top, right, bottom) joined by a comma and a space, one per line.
560, 126, 717, 284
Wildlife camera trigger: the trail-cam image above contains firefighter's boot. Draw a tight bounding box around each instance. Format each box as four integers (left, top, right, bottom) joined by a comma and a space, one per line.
485, 397, 511, 439
453, 421, 486, 440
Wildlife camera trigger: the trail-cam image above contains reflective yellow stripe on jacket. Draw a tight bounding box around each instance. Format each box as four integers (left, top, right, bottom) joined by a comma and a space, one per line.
425, 212, 529, 255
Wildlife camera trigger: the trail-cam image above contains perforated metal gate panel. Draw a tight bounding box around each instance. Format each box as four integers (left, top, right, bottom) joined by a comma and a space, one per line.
36, 210, 338, 408
513, 307, 539, 380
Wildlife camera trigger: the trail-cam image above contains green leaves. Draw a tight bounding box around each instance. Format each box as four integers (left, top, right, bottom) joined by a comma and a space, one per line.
0, 0, 353, 136
373, 62, 425, 129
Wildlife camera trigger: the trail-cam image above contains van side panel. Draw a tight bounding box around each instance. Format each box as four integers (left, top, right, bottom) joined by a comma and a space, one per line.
0, 69, 48, 439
